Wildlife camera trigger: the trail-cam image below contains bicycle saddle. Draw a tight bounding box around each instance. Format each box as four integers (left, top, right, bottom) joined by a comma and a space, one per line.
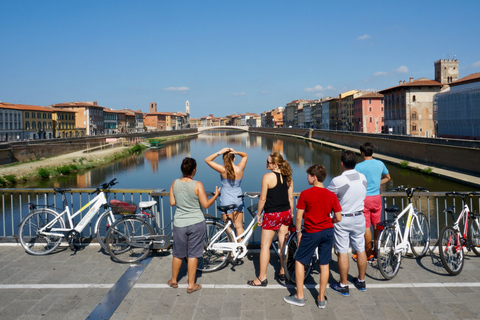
53, 187, 71, 193
385, 205, 400, 213
139, 201, 157, 209
217, 204, 237, 213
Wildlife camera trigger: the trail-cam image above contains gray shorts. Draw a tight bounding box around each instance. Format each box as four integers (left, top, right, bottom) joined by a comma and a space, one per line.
173, 220, 206, 259
334, 214, 366, 253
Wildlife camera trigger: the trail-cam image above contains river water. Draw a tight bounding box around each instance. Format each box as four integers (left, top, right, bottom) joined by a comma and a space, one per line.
20, 131, 472, 192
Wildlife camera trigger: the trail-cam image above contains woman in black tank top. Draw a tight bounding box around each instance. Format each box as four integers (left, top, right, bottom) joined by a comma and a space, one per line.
248, 152, 294, 286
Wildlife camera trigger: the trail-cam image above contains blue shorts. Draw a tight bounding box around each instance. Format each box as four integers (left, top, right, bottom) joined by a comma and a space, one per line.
295, 228, 334, 266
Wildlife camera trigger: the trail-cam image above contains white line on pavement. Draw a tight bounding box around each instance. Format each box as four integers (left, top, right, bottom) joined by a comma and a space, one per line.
2, 282, 480, 290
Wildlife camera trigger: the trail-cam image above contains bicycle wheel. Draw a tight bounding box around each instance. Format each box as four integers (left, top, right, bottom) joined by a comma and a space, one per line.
409, 212, 430, 257
283, 232, 312, 284
96, 210, 116, 252
468, 218, 480, 257
377, 228, 401, 280
439, 226, 464, 275
197, 220, 234, 272
106, 217, 154, 263
19, 209, 65, 255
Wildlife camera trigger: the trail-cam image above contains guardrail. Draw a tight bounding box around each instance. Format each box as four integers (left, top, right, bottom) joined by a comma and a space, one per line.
0, 189, 478, 244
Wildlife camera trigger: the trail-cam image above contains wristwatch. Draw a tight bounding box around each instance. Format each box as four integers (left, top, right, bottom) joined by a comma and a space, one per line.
296, 230, 302, 234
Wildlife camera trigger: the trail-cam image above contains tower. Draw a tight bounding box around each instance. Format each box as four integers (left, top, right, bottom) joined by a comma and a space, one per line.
149, 102, 157, 113
185, 100, 190, 115
434, 59, 459, 85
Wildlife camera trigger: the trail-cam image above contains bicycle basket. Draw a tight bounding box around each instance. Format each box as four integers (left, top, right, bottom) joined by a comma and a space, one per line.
110, 199, 137, 215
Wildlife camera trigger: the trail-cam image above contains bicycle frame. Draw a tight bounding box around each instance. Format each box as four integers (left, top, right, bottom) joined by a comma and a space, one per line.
383, 203, 424, 256
38, 191, 108, 238
207, 213, 260, 260
448, 203, 471, 251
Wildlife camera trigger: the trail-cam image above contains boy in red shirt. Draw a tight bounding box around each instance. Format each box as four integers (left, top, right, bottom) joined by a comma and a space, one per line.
283, 164, 342, 309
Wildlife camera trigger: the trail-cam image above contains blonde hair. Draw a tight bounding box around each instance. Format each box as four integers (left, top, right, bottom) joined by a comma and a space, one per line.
223, 152, 235, 180
270, 152, 292, 185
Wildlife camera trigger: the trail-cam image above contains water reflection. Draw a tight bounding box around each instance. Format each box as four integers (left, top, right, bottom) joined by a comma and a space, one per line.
8, 132, 473, 193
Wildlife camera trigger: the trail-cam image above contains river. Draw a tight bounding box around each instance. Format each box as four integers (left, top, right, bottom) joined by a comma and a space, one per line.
16, 131, 473, 192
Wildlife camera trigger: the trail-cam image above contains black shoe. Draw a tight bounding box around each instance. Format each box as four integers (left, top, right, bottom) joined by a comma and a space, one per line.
277, 272, 286, 281
247, 277, 268, 287
352, 277, 366, 291
330, 283, 350, 296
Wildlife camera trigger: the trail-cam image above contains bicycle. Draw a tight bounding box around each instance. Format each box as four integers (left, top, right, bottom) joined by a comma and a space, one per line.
376, 186, 430, 280
105, 199, 173, 263
197, 192, 287, 273
438, 191, 480, 275
19, 178, 119, 255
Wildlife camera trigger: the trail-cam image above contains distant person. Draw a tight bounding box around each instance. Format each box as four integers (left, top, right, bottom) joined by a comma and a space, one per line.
168, 157, 220, 294
247, 152, 293, 286
205, 147, 248, 238
328, 151, 368, 296
283, 164, 342, 308
355, 142, 391, 261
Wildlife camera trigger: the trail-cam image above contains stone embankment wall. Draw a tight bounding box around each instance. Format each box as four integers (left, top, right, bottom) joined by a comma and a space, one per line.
0, 129, 197, 165
250, 128, 480, 176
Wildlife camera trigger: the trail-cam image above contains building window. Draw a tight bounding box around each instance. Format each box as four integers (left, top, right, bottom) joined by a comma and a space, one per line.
37, 113, 41, 118
369, 117, 373, 123
32, 122, 36, 129
412, 124, 417, 131
25, 112, 29, 118
369, 99, 372, 104
412, 95, 416, 102
412, 111, 417, 120
32, 113, 35, 119
369, 107, 372, 112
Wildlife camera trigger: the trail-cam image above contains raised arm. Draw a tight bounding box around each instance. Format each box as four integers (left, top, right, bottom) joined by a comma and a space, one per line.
195, 181, 221, 209
230, 149, 248, 170
204, 147, 230, 174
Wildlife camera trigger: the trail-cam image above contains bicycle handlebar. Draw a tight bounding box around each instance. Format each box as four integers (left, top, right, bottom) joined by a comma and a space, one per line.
389, 186, 429, 193
238, 192, 259, 199
91, 178, 118, 195
445, 191, 478, 197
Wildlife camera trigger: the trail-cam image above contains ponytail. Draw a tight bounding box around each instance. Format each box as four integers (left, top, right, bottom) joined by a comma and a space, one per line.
223, 152, 235, 180
269, 152, 292, 186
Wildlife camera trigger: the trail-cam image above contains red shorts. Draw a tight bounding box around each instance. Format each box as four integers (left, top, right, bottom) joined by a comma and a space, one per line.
262, 209, 292, 230
363, 195, 382, 228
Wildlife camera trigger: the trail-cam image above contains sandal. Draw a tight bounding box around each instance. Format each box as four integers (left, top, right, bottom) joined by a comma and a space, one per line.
277, 272, 286, 281
167, 279, 178, 288
187, 284, 202, 294
247, 277, 268, 287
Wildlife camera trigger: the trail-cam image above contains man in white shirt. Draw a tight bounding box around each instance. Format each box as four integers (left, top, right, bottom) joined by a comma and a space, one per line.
327, 150, 368, 296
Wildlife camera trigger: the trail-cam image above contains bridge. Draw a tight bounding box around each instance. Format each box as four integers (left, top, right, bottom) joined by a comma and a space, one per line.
197, 125, 249, 132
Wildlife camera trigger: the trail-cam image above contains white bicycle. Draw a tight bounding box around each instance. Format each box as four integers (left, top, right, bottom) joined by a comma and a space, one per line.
197, 192, 285, 272
19, 178, 119, 255
376, 186, 430, 279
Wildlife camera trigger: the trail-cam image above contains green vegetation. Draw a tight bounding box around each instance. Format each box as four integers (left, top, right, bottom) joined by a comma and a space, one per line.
399, 160, 409, 168
422, 167, 433, 174
37, 168, 50, 179
0, 177, 6, 186
4, 174, 16, 184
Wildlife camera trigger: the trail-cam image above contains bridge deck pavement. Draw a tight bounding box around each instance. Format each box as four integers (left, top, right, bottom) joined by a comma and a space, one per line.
1, 245, 480, 320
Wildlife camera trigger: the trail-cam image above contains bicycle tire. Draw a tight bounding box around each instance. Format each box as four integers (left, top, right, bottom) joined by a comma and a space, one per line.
19, 209, 66, 255
409, 212, 430, 257
377, 228, 401, 280
439, 226, 464, 275
96, 209, 116, 252
197, 220, 234, 272
282, 232, 312, 284
106, 217, 154, 263
468, 218, 480, 257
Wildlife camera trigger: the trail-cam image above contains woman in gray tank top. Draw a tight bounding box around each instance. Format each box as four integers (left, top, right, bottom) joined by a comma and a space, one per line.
168, 157, 220, 294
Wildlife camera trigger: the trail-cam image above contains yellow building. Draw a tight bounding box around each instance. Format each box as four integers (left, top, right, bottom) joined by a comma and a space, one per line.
49, 108, 77, 138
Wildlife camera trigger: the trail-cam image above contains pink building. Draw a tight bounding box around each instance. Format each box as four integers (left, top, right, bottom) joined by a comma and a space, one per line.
353, 92, 384, 133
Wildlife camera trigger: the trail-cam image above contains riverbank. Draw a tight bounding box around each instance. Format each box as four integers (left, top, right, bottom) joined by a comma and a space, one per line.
0, 133, 198, 185
250, 129, 480, 189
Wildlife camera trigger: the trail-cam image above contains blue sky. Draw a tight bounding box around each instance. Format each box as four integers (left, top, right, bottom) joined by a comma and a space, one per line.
1, 0, 479, 118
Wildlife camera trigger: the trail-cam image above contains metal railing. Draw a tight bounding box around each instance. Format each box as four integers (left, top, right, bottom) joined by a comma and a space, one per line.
1, 189, 478, 244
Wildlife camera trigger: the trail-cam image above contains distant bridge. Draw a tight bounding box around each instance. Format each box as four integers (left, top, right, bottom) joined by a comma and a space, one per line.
197, 126, 249, 132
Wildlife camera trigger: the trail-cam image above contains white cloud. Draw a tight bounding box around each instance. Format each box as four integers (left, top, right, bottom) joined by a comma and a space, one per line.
357, 34, 371, 40
396, 66, 409, 73
373, 71, 388, 76
304, 85, 334, 93
231, 92, 246, 96
470, 61, 480, 68
163, 86, 190, 92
